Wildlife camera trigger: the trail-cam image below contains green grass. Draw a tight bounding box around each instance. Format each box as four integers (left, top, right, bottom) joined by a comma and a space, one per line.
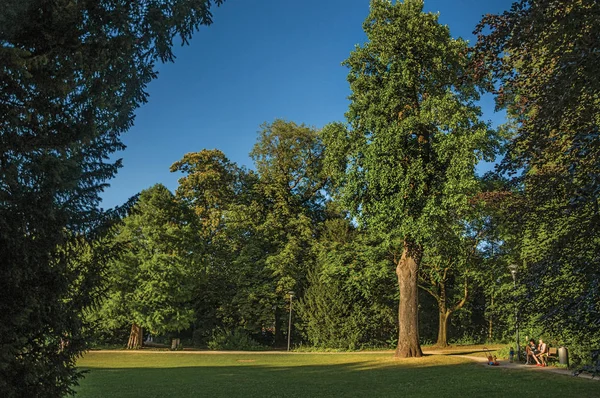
76, 350, 598, 398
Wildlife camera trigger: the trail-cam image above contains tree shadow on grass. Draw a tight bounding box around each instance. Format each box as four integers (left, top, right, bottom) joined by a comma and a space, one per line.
76, 356, 599, 398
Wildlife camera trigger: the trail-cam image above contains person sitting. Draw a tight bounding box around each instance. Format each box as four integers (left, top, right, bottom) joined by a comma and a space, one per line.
535, 339, 548, 367
526, 339, 541, 365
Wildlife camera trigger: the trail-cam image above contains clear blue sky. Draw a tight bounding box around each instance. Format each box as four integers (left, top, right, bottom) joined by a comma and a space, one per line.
100, 0, 513, 209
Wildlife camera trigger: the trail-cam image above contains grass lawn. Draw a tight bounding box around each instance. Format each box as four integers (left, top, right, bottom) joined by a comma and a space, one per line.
76, 350, 598, 398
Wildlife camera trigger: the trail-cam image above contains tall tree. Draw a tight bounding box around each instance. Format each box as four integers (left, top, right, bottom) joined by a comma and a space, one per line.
170, 150, 257, 342
323, 0, 494, 357
475, 0, 600, 355
96, 185, 197, 349
248, 119, 328, 345
171, 149, 247, 239
419, 236, 472, 347
0, 0, 224, 394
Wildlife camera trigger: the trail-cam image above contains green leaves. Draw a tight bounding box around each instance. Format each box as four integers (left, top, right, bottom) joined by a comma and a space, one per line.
96, 184, 198, 336
475, 0, 600, 356
327, 0, 495, 245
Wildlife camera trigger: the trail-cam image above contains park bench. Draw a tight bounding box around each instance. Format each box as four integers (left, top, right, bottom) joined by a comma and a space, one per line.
542, 347, 558, 365
523, 345, 558, 365
572, 349, 600, 379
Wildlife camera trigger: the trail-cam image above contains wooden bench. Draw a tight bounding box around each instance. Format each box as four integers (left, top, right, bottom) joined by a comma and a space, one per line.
535, 345, 557, 366
545, 347, 558, 364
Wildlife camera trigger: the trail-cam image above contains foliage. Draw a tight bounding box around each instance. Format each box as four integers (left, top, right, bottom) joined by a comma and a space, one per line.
249, 119, 328, 295
418, 211, 483, 346
239, 119, 328, 344
297, 217, 396, 350
0, 0, 224, 394
94, 185, 197, 340
170, 149, 250, 238
207, 328, 263, 351
475, 0, 600, 357
165, 123, 328, 347
170, 150, 259, 342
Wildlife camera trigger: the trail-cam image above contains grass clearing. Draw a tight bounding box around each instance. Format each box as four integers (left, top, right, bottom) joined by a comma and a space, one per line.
76, 350, 598, 397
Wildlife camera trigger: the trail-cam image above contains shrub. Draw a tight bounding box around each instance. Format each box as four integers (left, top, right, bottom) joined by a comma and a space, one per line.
207, 328, 263, 351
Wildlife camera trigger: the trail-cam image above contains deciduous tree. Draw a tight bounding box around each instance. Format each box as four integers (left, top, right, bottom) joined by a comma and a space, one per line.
475, 0, 600, 356
247, 119, 328, 345
324, 0, 494, 357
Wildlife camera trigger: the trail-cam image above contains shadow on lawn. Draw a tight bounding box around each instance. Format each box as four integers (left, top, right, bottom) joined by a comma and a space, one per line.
76, 357, 598, 398
440, 349, 489, 356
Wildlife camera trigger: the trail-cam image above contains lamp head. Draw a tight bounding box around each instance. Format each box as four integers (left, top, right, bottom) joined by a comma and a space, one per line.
508, 264, 518, 280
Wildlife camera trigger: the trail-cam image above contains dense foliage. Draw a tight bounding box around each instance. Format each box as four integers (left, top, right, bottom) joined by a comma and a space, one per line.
0, 0, 223, 395
93, 185, 198, 348
475, 0, 600, 359
296, 217, 397, 349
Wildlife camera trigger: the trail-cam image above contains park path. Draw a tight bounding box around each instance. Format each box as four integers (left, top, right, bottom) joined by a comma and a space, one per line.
455, 354, 599, 381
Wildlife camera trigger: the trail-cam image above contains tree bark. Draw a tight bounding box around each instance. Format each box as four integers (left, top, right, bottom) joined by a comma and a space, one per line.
436, 310, 451, 347
127, 323, 143, 349
435, 277, 468, 347
435, 282, 450, 347
395, 241, 423, 358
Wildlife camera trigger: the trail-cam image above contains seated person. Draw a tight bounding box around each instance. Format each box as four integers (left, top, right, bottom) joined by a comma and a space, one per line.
535, 339, 548, 366
526, 339, 540, 365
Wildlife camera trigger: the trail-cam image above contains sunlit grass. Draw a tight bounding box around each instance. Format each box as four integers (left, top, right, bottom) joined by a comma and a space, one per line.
76, 350, 597, 398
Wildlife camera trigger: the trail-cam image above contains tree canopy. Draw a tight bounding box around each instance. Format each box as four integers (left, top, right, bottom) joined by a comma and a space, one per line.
96, 184, 198, 348
3, 0, 600, 387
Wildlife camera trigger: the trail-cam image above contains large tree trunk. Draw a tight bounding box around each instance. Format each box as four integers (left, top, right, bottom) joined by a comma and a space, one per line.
395, 242, 423, 358
127, 323, 143, 349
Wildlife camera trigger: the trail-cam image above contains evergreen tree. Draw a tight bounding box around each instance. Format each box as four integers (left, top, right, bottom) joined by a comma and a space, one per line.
95, 185, 198, 349
0, 0, 224, 394
297, 216, 396, 349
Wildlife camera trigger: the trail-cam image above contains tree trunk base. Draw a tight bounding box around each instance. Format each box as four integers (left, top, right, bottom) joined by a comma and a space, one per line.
127, 324, 143, 349
395, 346, 423, 358
395, 242, 423, 358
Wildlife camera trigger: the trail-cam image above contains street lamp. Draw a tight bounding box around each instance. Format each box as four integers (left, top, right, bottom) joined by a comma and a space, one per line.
508, 264, 519, 361
287, 291, 295, 352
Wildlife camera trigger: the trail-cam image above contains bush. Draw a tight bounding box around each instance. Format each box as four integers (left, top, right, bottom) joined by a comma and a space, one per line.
207, 328, 263, 351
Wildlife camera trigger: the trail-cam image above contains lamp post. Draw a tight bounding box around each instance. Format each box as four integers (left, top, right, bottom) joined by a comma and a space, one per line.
508, 264, 519, 361
287, 291, 295, 352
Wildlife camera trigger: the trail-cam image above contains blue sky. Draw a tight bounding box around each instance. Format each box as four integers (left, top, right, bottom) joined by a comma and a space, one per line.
100, 0, 513, 209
